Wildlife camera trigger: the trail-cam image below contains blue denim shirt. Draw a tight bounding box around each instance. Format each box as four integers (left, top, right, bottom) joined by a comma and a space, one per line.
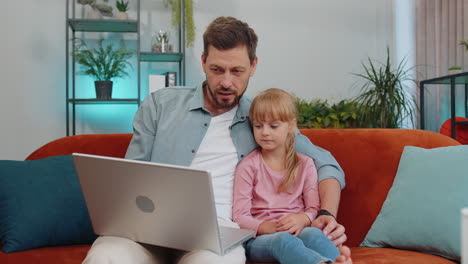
125, 85, 345, 188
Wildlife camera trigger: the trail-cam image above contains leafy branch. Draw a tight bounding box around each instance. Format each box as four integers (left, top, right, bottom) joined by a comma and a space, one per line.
353, 47, 417, 128
296, 98, 362, 129
163, 0, 195, 48
116, 0, 129, 12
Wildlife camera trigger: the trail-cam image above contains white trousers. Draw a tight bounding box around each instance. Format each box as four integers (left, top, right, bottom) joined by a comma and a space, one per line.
82, 220, 246, 264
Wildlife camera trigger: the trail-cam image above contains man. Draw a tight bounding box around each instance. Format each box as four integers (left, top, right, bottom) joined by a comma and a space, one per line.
83, 16, 347, 264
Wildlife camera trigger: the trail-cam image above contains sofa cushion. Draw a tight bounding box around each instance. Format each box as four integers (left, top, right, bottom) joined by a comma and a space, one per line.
0, 155, 97, 253
361, 145, 468, 261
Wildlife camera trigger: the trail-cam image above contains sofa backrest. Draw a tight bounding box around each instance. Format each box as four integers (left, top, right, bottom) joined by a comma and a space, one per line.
26, 129, 460, 247
300, 128, 460, 246
26, 133, 133, 160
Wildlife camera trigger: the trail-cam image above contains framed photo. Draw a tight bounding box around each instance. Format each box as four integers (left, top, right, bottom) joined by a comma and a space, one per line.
166, 72, 177, 87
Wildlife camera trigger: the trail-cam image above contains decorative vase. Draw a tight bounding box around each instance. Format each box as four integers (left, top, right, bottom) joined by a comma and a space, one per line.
151, 30, 172, 53
94, 80, 113, 99
115, 12, 128, 20
152, 43, 173, 53
86, 7, 102, 19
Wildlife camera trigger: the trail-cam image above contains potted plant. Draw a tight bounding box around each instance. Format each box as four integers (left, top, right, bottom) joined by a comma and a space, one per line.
328, 99, 361, 128
353, 47, 417, 128
115, 0, 129, 20
152, 30, 173, 53
295, 98, 361, 129
448, 66, 463, 75
163, 0, 195, 48
72, 39, 134, 99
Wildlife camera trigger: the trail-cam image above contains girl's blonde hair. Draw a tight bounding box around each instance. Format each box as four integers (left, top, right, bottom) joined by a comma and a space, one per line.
249, 88, 301, 193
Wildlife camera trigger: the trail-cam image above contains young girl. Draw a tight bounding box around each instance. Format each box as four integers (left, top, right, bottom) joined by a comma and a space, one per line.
233, 88, 350, 264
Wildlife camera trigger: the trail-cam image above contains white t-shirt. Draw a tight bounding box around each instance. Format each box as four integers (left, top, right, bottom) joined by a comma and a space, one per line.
190, 106, 239, 222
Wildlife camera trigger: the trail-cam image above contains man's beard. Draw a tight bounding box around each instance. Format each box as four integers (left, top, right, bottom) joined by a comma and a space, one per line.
205, 82, 248, 109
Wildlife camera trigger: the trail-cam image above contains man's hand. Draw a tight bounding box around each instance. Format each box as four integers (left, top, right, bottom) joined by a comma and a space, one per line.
257, 221, 277, 235
276, 214, 311, 236
311, 215, 347, 246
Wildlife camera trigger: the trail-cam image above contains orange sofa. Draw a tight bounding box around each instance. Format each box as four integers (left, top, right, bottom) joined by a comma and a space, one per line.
0, 129, 460, 264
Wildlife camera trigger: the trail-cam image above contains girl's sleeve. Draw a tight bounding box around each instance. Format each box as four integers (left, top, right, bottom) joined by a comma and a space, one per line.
232, 156, 263, 234
302, 157, 320, 222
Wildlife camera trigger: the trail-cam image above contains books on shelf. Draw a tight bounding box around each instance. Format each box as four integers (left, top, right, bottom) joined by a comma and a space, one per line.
149, 75, 166, 94
149, 72, 178, 94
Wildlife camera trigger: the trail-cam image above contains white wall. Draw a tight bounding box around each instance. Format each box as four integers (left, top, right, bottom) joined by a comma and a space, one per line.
0, 0, 395, 160
186, 0, 394, 101
394, 0, 417, 129
1, 0, 66, 160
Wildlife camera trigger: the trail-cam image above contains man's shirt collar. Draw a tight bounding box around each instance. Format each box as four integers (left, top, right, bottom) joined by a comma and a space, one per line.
188, 84, 251, 122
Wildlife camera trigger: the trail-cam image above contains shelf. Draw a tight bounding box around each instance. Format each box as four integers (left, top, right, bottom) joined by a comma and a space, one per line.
66, 0, 185, 136
140, 52, 183, 62
420, 72, 468, 85
68, 19, 138, 32
68, 99, 140, 104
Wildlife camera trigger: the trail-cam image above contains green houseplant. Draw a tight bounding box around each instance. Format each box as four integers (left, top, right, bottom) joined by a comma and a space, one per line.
353, 47, 417, 128
295, 98, 361, 129
115, 0, 129, 20
72, 39, 134, 99
163, 0, 195, 48
448, 65, 462, 75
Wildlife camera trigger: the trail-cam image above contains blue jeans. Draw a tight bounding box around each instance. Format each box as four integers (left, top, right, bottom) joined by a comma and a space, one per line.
245, 227, 339, 264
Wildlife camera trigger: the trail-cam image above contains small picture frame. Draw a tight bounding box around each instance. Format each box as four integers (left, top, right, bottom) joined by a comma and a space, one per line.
166, 72, 177, 87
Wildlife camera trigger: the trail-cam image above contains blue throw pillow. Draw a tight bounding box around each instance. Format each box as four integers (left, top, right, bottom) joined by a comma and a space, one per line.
0, 155, 97, 253
361, 145, 468, 261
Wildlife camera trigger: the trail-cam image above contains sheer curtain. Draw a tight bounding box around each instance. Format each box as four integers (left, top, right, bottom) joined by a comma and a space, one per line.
416, 0, 468, 132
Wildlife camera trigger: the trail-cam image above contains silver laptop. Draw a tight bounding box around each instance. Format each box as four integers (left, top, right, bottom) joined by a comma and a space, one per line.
72, 153, 254, 256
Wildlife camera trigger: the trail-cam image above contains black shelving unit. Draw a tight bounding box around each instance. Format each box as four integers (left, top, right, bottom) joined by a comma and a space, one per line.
66, 0, 186, 136
420, 72, 468, 139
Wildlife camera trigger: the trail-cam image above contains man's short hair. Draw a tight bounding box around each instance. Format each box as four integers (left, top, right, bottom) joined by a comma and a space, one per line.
203, 16, 258, 64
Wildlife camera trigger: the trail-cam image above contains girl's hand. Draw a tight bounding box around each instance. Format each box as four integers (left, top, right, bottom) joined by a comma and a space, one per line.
276, 214, 311, 236
257, 221, 278, 235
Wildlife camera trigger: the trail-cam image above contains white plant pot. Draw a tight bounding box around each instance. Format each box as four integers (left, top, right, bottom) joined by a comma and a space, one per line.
448, 69, 462, 75
115, 12, 128, 20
